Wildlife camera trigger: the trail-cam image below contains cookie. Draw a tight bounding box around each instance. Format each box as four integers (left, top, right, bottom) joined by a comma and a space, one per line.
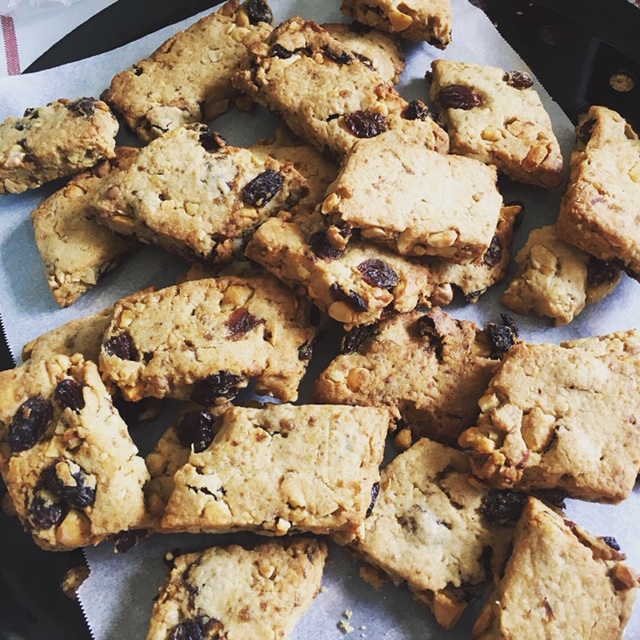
320, 127, 503, 262
340, 0, 452, 47
161, 403, 389, 536
313, 308, 515, 445
459, 331, 640, 502
556, 106, 640, 281
473, 498, 640, 639
99, 275, 315, 403
501, 225, 621, 325
349, 438, 513, 629
244, 210, 454, 329
90, 124, 308, 263
430, 59, 563, 188
0, 98, 118, 195
102, 0, 273, 142
146, 538, 327, 640
31, 147, 139, 307
0, 354, 149, 550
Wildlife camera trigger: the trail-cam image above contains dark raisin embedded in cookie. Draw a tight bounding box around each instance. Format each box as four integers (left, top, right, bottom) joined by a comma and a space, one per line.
112, 528, 148, 553
482, 235, 503, 268
168, 617, 208, 640
438, 85, 482, 109
322, 45, 352, 65
415, 315, 444, 359
199, 129, 226, 151
29, 486, 69, 529
480, 489, 527, 526
343, 110, 388, 138
190, 371, 243, 405
503, 71, 534, 89
403, 100, 431, 121
8, 395, 53, 452
176, 410, 217, 453
587, 257, 619, 287
68, 97, 97, 118
309, 231, 344, 260
353, 53, 374, 70
242, 170, 284, 207
225, 308, 263, 339
104, 332, 138, 361
357, 259, 399, 290
297, 340, 314, 361
366, 481, 380, 518
576, 117, 596, 145
486, 314, 519, 355
243, 0, 273, 26
341, 324, 377, 354
348, 20, 373, 34
271, 43, 293, 59
42, 459, 97, 508
602, 536, 621, 551
54, 378, 86, 413
330, 283, 368, 311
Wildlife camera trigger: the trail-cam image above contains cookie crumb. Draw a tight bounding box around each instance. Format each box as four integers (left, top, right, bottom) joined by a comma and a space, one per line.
338, 619, 355, 634
61, 565, 90, 600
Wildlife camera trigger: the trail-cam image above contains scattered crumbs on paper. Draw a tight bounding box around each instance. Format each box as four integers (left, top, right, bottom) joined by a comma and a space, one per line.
319, 586, 327, 593
338, 620, 354, 634
359, 563, 386, 589
360, 625, 367, 630
344, 610, 353, 619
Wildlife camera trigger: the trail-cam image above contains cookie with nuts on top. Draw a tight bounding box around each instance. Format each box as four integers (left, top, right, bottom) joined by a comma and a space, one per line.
429, 59, 563, 188
161, 403, 389, 536
99, 275, 315, 404
102, 0, 273, 142
89, 124, 308, 264
340, 0, 452, 47
313, 308, 518, 445
501, 225, 621, 325
321, 126, 503, 262
458, 331, 640, 503
31, 147, 139, 308
472, 498, 640, 639
0, 97, 118, 195
233, 18, 448, 161
556, 105, 640, 281
146, 538, 327, 640
0, 354, 149, 550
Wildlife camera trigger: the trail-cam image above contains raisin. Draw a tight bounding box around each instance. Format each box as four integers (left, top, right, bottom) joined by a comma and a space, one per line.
54, 379, 86, 413
168, 618, 206, 640
357, 259, 399, 290
309, 231, 344, 260
242, 170, 284, 207
225, 308, 262, 339
403, 100, 431, 121
482, 235, 502, 267
533, 488, 566, 509
353, 53, 373, 70
330, 284, 368, 311
366, 482, 380, 518
191, 371, 242, 405
42, 459, 97, 509
344, 110, 388, 138
480, 490, 527, 526
14, 122, 25, 131
503, 71, 534, 89
438, 85, 482, 110
602, 536, 621, 551
134, 66, 144, 76
24, 107, 38, 118
8, 396, 53, 452
68, 98, 96, 118
415, 315, 444, 359
176, 410, 216, 453
348, 20, 372, 34
587, 257, 618, 287
486, 314, 519, 355
341, 324, 376, 354
30, 487, 69, 529
576, 117, 596, 146
113, 529, 147, 553
465, 290, 484, 303
244, 0, 273, 25
199, 129, 226, 151
322, 45, 352, 65
297, 340, 314, 361
104, 333, 138, 361
271, 43, 293, 59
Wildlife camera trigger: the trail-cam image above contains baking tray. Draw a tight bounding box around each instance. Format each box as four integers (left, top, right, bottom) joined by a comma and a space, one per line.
1, 1, 640, 638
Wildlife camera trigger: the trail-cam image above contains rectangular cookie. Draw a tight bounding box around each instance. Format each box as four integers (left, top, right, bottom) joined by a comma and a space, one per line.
340, 0, 452, 47
459, 331, 640, 502
501, 224, 621, 325
313, 308, 517, 445
0, 354, 149, 550
0, 97, 118, 195
233, 18, 448, 161
321, 127, 503, 261
556, 105, 640, 280
473, 498, 639, 639
350, 438, 513, 629
429, 59, 563, 188
102, 0, 273, 142
99, 275, 315, 403
146, 538, 327, 640
90, 124, 308, 263
244, 210, 454, 328
31, 147, 139, 307
161, 403, 390, 536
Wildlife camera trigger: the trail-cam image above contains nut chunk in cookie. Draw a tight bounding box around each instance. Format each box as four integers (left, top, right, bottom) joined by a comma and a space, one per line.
103, 0, 273, 142
233, 18, 448, 161
146, 538, 327, 640
556, 106, 640, 282
348, 439, 513, 629
161, 404, 389, 536
0, 354, 149, 550
245, 210, 453, 329
473, 498, 640, 639
99, 276, 315, 403
501, 225, 621, 325
31, 147, 140, 308
430, 59, 563, 188
90, 124, 308, 264
321, 127, 502, 262
0, 98, 118, 195
313, 308, 515, 445
459, 331, 640, 503
341, 0, 452, 47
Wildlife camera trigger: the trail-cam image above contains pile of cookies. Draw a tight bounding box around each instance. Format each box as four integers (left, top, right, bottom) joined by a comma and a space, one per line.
1, 0, 639, 637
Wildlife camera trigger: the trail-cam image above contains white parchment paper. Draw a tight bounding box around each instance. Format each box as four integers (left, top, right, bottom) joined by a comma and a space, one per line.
0, 0, 638, 638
